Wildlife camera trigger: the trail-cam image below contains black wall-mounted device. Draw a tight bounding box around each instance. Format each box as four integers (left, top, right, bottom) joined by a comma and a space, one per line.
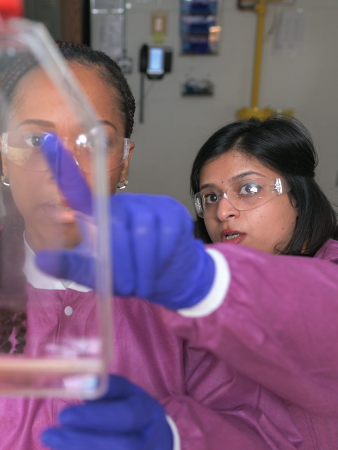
139, 44, 172, 80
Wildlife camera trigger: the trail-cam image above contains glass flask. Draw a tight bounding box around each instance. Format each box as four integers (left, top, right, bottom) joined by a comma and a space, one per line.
0, 18, 112, 398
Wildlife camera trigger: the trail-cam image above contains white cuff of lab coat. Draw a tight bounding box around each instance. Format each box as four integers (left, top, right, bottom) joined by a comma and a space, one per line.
178, 249, 230, 318
166, 415, 181, 450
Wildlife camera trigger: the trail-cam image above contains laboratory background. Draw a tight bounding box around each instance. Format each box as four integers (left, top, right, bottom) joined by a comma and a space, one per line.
22, 0, 338, 213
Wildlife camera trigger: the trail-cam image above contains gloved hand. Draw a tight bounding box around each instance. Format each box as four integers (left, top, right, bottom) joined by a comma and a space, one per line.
41, 375, 174, 450
36, 134, 215, 309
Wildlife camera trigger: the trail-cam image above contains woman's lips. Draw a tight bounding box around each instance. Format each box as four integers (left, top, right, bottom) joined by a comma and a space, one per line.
42, 203, 77, 223
220, 229, 246, 244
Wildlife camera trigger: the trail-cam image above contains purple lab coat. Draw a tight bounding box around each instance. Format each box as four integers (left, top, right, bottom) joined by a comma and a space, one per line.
1, 239, 337, 449
162, 238, 338, 450
0, 287, 299, 450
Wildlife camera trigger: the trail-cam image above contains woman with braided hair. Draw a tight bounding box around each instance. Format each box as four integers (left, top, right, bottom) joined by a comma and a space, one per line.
0, 42, 136, 356
0, 42, 297, 450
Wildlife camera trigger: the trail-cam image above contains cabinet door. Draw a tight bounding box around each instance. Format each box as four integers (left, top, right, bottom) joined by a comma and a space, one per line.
24, 0, 62, 41
61, 0, 83, 44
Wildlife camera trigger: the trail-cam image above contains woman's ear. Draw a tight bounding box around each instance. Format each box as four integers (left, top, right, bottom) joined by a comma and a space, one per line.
290, 194, 299, 216
118, 141, 134, 183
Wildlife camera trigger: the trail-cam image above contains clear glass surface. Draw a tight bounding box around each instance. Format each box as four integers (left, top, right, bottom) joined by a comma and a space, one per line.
0, 18, 112, 399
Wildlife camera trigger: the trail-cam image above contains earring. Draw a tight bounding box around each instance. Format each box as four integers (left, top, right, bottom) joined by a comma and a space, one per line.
1, 175, 10, 187
117, 179, 128, 190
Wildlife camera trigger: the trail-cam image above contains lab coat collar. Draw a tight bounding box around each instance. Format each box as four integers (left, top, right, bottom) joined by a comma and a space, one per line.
23, 237, 91, 292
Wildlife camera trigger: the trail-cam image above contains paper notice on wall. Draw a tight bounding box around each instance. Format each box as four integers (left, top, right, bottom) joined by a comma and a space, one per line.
91, 14, 123, 59
272, 9, 305, 56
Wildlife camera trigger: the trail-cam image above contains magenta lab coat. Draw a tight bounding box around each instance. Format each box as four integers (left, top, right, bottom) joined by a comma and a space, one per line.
162, 238, 338, 450
0, 239, 337, 450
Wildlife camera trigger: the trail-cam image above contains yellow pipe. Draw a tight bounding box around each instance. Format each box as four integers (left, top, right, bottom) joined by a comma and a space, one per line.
237, 0, 293, 120
251, 0, 267, 108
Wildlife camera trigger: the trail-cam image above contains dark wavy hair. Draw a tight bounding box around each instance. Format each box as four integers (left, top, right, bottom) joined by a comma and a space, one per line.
190, 116, 338, 256
0, 42, 135, 354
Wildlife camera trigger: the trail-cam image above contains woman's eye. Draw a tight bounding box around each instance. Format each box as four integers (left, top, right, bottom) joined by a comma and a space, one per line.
24, 134, 44, 148
204, 193, 218, 204
104, 137, 117, 152
239, 183, 261, 195
88, 136, 115, 151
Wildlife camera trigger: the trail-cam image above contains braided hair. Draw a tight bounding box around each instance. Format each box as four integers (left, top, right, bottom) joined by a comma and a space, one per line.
0, 189, 27, 354
0, 53, 37, 354
0, 42, 136, 354
56, 41, 135, 138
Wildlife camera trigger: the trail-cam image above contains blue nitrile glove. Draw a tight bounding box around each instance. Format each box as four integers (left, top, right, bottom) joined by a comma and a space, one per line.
36, 134, 215, 309
41, 375, 174, 450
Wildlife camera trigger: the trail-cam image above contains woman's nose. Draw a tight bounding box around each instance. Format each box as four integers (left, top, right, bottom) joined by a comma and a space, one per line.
215, 196, 239, 221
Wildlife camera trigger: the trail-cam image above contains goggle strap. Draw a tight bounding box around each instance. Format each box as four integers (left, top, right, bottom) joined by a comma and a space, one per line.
274, 178, 283, 195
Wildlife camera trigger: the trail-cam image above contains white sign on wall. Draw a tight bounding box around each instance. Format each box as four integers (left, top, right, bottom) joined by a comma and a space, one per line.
272, 9, 305, 56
